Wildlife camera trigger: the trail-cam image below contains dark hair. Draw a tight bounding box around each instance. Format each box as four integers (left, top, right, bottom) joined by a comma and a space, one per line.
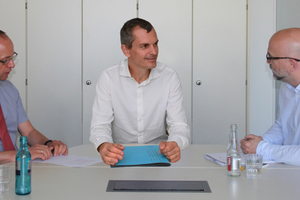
0, 30, 8, 39
120, 18, 153, 49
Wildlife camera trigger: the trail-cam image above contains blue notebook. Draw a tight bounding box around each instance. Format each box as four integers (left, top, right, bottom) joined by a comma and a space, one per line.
112, 145, 171, 167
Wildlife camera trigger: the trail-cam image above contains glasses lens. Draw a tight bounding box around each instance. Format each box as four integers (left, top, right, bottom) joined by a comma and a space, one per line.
12, 52, 17, 61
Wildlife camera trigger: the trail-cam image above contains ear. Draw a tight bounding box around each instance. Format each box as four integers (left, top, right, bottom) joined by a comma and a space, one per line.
290, 59, 298, 72
121, 44, 131, 58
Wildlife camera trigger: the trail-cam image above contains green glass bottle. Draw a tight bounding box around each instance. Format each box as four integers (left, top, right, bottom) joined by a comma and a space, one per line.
15, 136, 31, 195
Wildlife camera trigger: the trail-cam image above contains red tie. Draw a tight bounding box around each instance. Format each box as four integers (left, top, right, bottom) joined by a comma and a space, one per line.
0, 104, 15, 151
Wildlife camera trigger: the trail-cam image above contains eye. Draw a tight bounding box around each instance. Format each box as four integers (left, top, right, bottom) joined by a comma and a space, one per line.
141, 44, 148, 49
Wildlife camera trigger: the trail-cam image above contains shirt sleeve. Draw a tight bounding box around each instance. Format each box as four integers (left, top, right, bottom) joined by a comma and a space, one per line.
256, 121, 300, 166
15, 87, 29, 125
165, 72, 190, 150
89, 71, 114, 150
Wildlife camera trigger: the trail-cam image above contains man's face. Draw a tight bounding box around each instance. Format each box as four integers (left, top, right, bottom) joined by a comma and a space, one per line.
267, 39, 291, 81
124, 28, 159, 71
0, 37, 15, 81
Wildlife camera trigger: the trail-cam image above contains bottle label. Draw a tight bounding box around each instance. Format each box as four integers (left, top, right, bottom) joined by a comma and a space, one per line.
16, 159, 32, 176
227, 156, 241, 172
227, 156, 231, 171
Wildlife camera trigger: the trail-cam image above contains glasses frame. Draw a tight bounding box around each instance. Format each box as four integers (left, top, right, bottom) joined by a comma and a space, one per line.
0, 52, 18, 65
266, 53, 300, 62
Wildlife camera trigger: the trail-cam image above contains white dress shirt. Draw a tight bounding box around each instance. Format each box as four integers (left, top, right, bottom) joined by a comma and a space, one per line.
257, 82, 300, 165
90, 59, 190, 150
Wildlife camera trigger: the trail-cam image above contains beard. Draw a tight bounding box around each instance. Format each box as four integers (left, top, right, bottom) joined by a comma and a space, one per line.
273, 73, 289, 80
270, 64, 290, 81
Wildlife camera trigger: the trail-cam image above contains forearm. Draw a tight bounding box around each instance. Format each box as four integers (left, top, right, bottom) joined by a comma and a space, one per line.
90, 124, 114, 151
257, 141, 300, 166
0, 151, 17, 164
26, 129, 48, 146
167, 124, 190, 150
262, 121, 284, 145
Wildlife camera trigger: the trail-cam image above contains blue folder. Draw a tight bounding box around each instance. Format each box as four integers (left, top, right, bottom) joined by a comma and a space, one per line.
112, 145, 170, 167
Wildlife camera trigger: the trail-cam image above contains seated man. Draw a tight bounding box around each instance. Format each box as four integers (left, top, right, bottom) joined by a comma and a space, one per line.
240, 28, 300, 166
90, 18, 190, 165
0, 30, 68, 164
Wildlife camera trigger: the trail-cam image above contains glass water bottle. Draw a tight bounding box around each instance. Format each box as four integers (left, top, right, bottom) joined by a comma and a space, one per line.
227, 124, 241, 176
15, 136, 32, 195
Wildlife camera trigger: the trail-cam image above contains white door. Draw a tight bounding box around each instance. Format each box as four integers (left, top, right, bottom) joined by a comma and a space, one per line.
27, 0, 82, 147
82, 0, 137, 143
139, 0, 192, 131
0, 0, 26, 105
193, 0, 247, 144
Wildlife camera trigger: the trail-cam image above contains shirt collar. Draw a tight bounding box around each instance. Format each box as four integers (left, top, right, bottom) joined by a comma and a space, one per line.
119, 59, 161, 82
286, 83, 300, 94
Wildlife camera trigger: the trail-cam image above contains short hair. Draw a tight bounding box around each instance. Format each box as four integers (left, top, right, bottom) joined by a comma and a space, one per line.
0, 30, 8, 39
120, 18, 153, 49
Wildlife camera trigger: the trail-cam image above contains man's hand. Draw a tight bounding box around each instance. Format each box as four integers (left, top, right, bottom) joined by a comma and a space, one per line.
159, 141, 181, 163
240, 134, 263, 154
46, 140, 68, 156
98, 142, 124, 165
28, 144, 53, 161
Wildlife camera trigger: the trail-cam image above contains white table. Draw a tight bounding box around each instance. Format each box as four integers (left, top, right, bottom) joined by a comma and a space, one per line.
1, 144, 299, 199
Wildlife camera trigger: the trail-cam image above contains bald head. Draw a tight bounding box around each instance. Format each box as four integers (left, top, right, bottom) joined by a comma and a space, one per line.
269, 28, 300, 58
0, 30, 9, 40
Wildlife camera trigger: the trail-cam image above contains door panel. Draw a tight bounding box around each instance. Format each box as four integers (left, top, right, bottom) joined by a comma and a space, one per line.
193, 0, 247, 144
27, 0, 82, 147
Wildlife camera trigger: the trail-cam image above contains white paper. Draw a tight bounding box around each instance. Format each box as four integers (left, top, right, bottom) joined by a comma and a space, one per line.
33, 155, 103, 168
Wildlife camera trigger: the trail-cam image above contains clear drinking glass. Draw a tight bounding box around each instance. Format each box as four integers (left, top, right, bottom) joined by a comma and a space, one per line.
245, 154, 263, 179
0, 165, 12, 193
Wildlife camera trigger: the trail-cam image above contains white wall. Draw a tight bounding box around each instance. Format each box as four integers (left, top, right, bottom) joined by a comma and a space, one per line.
247, 0, 276, 136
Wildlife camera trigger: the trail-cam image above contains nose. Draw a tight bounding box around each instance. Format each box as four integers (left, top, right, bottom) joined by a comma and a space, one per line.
7, 59, 15, 68
150, 44, 158, 55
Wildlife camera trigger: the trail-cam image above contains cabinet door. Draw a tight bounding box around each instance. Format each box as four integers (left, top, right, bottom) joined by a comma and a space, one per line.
0, 0, 26, 105
82, 0, 137, 143
193, 0, 247, 144
138, 0, 192, 130
27, 0, 82, 147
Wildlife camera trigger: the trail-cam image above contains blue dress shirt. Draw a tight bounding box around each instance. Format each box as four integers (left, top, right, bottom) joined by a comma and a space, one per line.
257, 82, 300, 165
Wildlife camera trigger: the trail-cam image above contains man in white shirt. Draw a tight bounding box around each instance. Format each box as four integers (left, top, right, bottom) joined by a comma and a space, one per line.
90, 18, 190, 165
240, 28, 300, 166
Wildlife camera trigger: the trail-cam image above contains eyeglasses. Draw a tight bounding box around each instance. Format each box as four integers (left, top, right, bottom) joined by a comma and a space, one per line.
0, 52, 18, 65
266, 53, 300, 62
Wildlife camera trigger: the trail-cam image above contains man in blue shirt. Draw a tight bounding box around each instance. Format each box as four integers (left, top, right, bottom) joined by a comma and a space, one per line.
241, 28, 300, 166
0, 30, 68, 164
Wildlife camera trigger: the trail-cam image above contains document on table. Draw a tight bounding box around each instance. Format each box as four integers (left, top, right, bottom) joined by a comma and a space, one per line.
205, 152, 280, 166
112, 145, 170, 167
33, 155, 103, 168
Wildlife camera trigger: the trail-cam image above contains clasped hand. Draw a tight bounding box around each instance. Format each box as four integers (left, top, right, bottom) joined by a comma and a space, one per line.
240, 134, 263, 154
28, 140, 68, 161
